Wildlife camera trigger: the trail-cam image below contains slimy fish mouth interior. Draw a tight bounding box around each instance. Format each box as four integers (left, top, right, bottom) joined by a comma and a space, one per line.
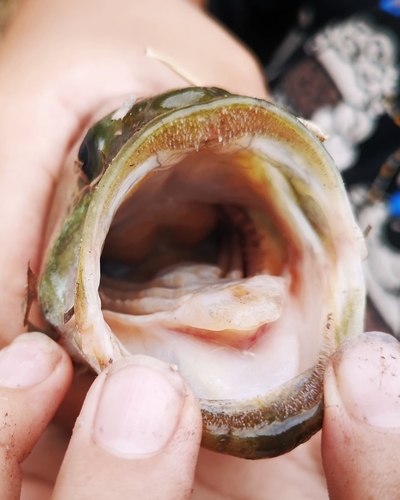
38, 88, 366, 459
99, 144, 326, 401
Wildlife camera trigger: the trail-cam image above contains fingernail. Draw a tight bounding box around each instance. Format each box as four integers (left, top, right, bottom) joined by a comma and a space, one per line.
0, 333, 61, 388
332, 332, 400, 428
93, 357, 185, 457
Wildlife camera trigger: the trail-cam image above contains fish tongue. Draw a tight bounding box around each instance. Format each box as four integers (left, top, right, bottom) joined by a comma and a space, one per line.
173, 273, 286, 335
101, 262, 286, 348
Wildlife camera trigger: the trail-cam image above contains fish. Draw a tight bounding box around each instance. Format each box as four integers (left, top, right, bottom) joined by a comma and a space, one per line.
37, 87, 366, 459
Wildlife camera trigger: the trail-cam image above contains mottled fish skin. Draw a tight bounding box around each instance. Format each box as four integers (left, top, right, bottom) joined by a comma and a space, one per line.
38, 87, 366, 459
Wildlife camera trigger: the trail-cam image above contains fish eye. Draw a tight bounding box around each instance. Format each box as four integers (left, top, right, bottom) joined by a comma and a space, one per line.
78, 139, 91, 177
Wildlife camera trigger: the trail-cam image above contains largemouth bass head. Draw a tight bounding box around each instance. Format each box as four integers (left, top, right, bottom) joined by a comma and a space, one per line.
39, 87, 366, 459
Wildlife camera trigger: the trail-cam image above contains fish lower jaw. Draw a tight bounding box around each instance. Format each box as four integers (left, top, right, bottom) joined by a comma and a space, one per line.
101, 290, 325, 401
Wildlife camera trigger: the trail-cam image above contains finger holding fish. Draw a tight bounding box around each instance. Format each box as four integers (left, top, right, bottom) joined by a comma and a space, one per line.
0, 333, 72, 500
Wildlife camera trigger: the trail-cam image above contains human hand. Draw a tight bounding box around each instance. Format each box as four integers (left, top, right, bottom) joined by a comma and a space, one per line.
0, 332, 202, 500
2, 331, 400, 499
0, 0, 268, 343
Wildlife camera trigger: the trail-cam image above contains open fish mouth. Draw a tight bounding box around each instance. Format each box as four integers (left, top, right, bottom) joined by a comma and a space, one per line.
38, 87, 366, 459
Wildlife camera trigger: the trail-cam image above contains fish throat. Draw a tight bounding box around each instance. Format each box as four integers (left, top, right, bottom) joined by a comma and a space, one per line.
100, 146, 300, 353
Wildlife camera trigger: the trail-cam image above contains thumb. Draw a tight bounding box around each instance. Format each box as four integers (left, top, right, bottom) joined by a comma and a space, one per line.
52, 355, 202, 500
322, 332, 400, 500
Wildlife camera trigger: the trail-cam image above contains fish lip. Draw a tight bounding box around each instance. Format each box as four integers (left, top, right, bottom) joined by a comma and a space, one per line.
38, 87, 366, 459
201, 396, 324, 459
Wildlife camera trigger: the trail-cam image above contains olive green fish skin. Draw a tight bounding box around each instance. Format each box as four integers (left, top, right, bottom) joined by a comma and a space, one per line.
38, 87, 365, 460
39, 194, 91, 329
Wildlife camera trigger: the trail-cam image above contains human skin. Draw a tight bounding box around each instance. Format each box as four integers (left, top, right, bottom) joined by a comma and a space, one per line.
1, 1, 400, 499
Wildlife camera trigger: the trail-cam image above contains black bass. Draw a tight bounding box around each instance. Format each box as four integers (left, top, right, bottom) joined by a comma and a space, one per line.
38, 87, 366, 459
